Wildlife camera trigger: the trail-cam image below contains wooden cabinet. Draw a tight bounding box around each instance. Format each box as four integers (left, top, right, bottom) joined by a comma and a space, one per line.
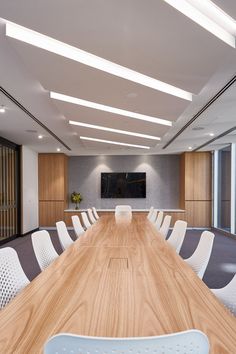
180, 152, 212, 227
39, 154, 68, 227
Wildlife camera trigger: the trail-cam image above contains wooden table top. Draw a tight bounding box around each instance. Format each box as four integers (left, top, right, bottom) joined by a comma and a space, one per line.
0, 215, 235, 353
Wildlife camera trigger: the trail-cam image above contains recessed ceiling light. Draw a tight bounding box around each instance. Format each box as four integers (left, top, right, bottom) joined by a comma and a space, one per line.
69, 120, 161, 141
80, 136, 150, 150
51, 92, 172, 126
0, 105, 6, 113
57, 148, 61, 152
209, 133, 215, 137
5, 21, 192, 101
38, 135, 43, 139
188, 146, 193, 150
163, 0, 235, 47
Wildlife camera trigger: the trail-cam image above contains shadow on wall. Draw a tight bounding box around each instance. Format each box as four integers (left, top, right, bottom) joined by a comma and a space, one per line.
68, 155, 180, 209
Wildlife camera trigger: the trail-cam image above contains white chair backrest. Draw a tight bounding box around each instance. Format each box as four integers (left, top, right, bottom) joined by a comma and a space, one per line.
159, 215, 172, 239
87, 208, 97, 224
0, 247, 30, 309
56, 221, 74, 251
115, 205, 132, 217
167, 220, 187, 254
44, 330, 209, 354
92, 207, 99, 220
185, 231, 215, 279
71, 215, 85, 238
154, 211, 164, 230
211, 274, 236, 316
31, 230, 59, 271
149, 209, 158, 223
81, 212, 92, 229
147, 206, 154, 220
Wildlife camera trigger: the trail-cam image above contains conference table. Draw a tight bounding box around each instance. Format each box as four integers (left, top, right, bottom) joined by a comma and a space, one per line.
0, 215, 236, 353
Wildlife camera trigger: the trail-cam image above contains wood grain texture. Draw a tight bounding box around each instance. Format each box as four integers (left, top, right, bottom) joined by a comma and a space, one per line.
64, 211, 185, 227
39, 154, 68, 226
193, 152, 212, 201
184, 152, 195, 201
39, 201, 65, 227
185, 201, 212, 228
180, 152, 212, 227
38, 154, 67, 201
0, 215, 235, 353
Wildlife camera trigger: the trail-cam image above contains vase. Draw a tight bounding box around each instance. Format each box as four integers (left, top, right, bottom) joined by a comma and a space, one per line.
75, 203, 79, 210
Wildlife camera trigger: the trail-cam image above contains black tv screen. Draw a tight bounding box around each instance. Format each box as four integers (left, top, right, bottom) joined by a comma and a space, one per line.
101, 172, 146, 198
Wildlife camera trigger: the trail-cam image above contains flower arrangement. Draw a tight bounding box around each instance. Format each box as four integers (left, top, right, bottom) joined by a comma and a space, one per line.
71, 191, 83, 210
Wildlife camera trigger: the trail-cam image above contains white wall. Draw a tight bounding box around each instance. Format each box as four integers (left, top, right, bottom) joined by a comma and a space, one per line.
21, 146, 39, 234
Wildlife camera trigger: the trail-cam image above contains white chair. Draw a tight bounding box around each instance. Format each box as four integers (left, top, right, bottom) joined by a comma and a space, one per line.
154, 211, 164, 230
211, 274, 236, 316
56, 221, 74, 251
92, 207, 99, 220
44, 330, 209, 354
81, 212, 92, 229
167, 220, 187, 254
71, 215, 85, 238
0, 247, 30, 309
115, 205, 132, 218
185, 231, 215, 279
31, 230, 59, 271
147, 206, 154, 220
149, 209, 158, 223
87, 208, 97, 224
159, 215, 172, 239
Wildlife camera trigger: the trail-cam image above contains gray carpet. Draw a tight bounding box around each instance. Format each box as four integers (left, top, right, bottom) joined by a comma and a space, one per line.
1, 228, 235, 289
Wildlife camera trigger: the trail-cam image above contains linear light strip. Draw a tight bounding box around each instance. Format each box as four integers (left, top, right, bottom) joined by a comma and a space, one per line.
51, 91, 172, 126
69, 120, 161, 141
5, 21, 192, 101
80, 136, 150, 149
164, 0, 235, 47
188, 0, 236, 35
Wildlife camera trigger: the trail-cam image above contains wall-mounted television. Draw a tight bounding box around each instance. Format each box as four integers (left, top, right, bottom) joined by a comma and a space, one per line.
101, 172, 146, 198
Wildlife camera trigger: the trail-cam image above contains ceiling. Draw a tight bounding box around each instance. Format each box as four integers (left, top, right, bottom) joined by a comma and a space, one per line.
0, 0, 236, 155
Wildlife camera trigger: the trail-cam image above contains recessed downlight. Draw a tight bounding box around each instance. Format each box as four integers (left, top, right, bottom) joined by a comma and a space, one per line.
80, 136, 150, 150
188, 146, 193, 150
69, 120, 161, 141
51, 92, 172, 126
5, 21, 192, 101
209, 133, 215, 137
38, 135, 43, 139
0, 105, 6, 113
57, 148, 61, 152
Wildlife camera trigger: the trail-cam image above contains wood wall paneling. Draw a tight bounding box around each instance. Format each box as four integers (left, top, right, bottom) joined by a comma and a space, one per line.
39, 154, 67, 200
193, 152, 212, 201
180, 152, 212, 228
40, 201, 65, 226
39, 154, 68, 227
184, 152, 195, 201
